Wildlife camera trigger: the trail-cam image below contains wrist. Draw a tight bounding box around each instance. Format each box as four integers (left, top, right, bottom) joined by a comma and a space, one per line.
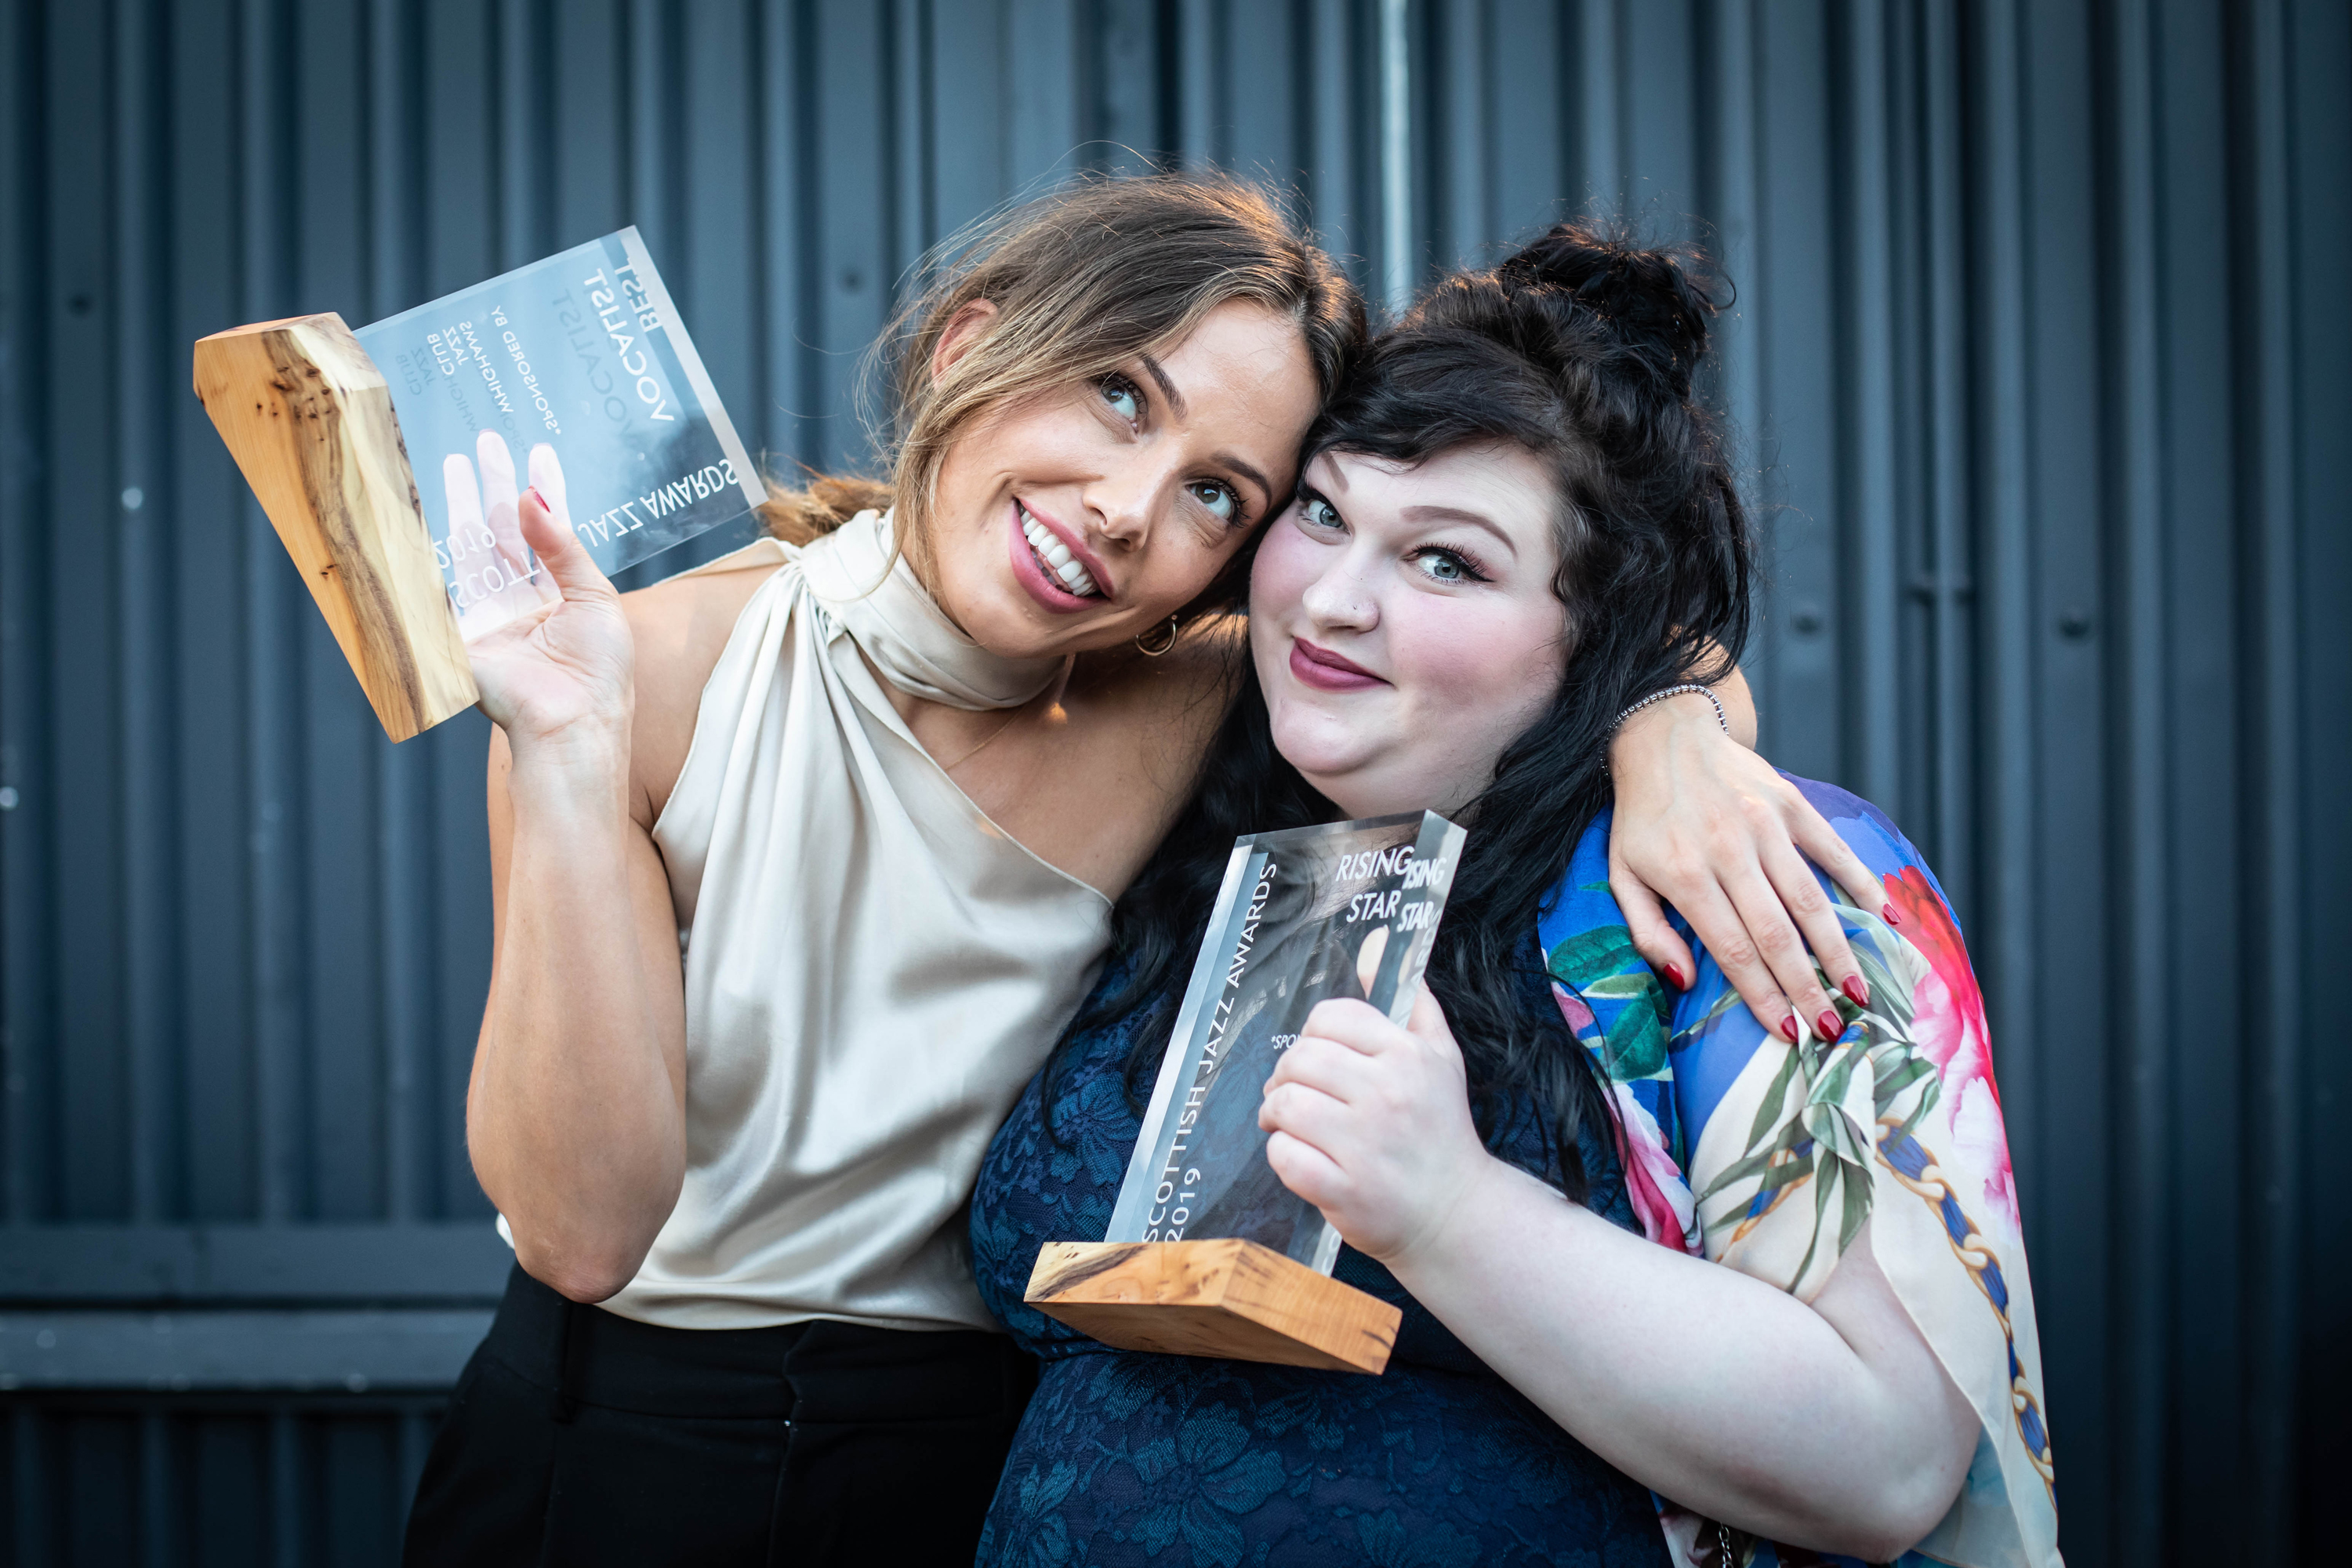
506, 731, 633, 821
1380, 1149, 1508, 1280
1614, 684, 1727, 741
1608, 687, 1729, 773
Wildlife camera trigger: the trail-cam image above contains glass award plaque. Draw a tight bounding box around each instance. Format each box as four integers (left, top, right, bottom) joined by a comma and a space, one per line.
1025, 810, 1466, 1374
193, 228, 760, 741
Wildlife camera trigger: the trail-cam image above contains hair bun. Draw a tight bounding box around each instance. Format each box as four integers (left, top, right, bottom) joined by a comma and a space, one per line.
1497, 223, 1720, 396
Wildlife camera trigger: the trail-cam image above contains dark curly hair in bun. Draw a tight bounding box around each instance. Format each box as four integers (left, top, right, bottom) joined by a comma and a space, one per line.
1054, 221, 1757, 1203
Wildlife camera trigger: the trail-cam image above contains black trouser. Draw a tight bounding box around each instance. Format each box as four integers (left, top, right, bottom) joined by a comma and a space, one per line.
403, 1266, 1036, 1566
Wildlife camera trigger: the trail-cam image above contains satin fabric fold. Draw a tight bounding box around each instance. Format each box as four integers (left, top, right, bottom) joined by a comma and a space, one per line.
502, 510, 1111, 1333
794, 509, 1067, 711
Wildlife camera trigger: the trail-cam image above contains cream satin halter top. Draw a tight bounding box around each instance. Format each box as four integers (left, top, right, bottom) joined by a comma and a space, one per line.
577, 510, 1112, 1331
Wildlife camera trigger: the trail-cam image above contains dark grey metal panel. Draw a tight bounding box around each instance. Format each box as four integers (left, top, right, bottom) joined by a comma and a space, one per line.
2285, 0, 2352, 1530
2, 1, 2346, 1563
0, 1311, 493, 1392
0, 1226, 512, 1304
5, 1396, 447, 1566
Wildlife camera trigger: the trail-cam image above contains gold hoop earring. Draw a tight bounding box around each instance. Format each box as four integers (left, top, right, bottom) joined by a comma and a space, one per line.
1134, 615, 1181, 657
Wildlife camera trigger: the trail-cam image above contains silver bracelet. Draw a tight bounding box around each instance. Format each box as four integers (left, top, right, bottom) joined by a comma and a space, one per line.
1610, 682, 1729, 736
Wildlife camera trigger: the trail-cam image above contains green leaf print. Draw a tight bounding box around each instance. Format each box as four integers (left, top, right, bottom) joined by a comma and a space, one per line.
1599, 992, 1668, 1080
1544, 925, 1644, 988
1544, 924, 1670, 1080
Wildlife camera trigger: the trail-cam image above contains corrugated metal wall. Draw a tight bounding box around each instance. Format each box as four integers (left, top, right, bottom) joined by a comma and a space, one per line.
0, 1, 2343, 1563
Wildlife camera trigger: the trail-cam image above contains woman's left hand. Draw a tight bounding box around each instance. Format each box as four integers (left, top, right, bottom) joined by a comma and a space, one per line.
1608, 693, 1889, 1045
1258, 984, 1494, 1269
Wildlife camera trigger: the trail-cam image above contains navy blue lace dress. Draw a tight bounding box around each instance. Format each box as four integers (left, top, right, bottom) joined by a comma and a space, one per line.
967, 964, 1672, 1568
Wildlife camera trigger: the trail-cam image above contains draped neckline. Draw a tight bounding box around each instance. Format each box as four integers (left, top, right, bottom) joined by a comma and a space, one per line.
794, 509, 1069, 712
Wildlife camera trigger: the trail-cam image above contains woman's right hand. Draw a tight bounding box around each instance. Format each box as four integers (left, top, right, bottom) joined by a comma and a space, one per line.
466, 482, 688, 1303
468, 486, 637, 771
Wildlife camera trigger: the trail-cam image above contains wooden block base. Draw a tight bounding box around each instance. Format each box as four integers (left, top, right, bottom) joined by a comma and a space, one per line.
194, 313, 477, 742
1025, 1240, 1400, 1375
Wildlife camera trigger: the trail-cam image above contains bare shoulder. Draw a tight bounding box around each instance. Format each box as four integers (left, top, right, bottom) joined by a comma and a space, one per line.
622, 555, 784, 818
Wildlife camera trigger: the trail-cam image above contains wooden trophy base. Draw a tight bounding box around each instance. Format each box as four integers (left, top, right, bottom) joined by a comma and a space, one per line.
194, 313, 476, 742
1025, 1240, 1401, 1375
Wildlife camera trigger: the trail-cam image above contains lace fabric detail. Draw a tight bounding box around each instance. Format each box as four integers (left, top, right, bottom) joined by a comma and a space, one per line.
967, 962, 1672, 1566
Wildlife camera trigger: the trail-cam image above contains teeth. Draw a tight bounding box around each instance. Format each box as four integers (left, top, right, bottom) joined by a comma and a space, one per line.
1019, 509, 1101, 597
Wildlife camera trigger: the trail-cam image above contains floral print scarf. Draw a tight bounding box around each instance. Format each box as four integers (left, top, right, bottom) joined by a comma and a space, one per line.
1537, 777, 2060, 1568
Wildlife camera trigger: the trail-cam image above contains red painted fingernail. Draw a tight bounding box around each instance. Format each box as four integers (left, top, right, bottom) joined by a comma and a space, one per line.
1881, 902, 1903, 927
1817, 1010, 1844, 1043
1664, 964, 1687, 991
1842, 974, 1869, 1007
1778, 1013, 1801, 1044
524, 485, 550, 513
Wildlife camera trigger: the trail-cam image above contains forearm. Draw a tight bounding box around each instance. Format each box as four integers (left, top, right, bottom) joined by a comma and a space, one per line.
1386, 1160, 1951, 1558
470, 748, 685, 1302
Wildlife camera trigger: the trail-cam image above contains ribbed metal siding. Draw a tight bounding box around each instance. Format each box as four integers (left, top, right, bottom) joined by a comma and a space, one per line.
0, 2, 2343, 1563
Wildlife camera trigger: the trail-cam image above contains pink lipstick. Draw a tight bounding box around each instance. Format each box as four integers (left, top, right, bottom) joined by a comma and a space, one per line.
1287, 637, 1386, 691
1004, 499, 1110, 615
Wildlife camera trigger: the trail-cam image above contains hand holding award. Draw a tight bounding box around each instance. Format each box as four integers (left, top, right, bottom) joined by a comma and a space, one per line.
1258, 981, 1490, 1275
440, 432, 564, 640
459, 481, 637, 772
193, 228, 763, 742
1025, 811, 1466, 1374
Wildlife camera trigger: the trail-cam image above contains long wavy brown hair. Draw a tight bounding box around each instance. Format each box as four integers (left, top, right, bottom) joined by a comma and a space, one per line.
762, 172, 1364, 589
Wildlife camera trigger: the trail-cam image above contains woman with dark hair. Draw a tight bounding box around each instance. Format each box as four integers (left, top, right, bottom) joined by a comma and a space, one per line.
408, 173, 1882, 1566
971, 224, 2056, 1566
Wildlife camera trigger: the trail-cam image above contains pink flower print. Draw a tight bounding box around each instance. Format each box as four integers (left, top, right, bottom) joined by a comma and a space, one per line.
1883, 866, 2020, 1236
1882, 869, 1995, 1097
1950, 1070, 2020, 1236
1608, 1080, 1700, 1254
1549, 979, 1699, 1252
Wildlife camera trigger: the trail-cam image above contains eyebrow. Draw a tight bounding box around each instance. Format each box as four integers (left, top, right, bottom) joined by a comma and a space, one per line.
1400, 503, 1523, 555
1140, 351, 1274, 510
1138, 353, 1187, 419
1217, 453, 1275, 507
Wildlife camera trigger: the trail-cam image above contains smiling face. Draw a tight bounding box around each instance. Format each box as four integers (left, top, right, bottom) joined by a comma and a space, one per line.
1250, 444, 1572, 818
924, 299, 1323, 659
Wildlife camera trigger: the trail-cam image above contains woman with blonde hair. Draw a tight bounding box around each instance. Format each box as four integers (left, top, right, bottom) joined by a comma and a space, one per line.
405, 176, 1885, 1566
